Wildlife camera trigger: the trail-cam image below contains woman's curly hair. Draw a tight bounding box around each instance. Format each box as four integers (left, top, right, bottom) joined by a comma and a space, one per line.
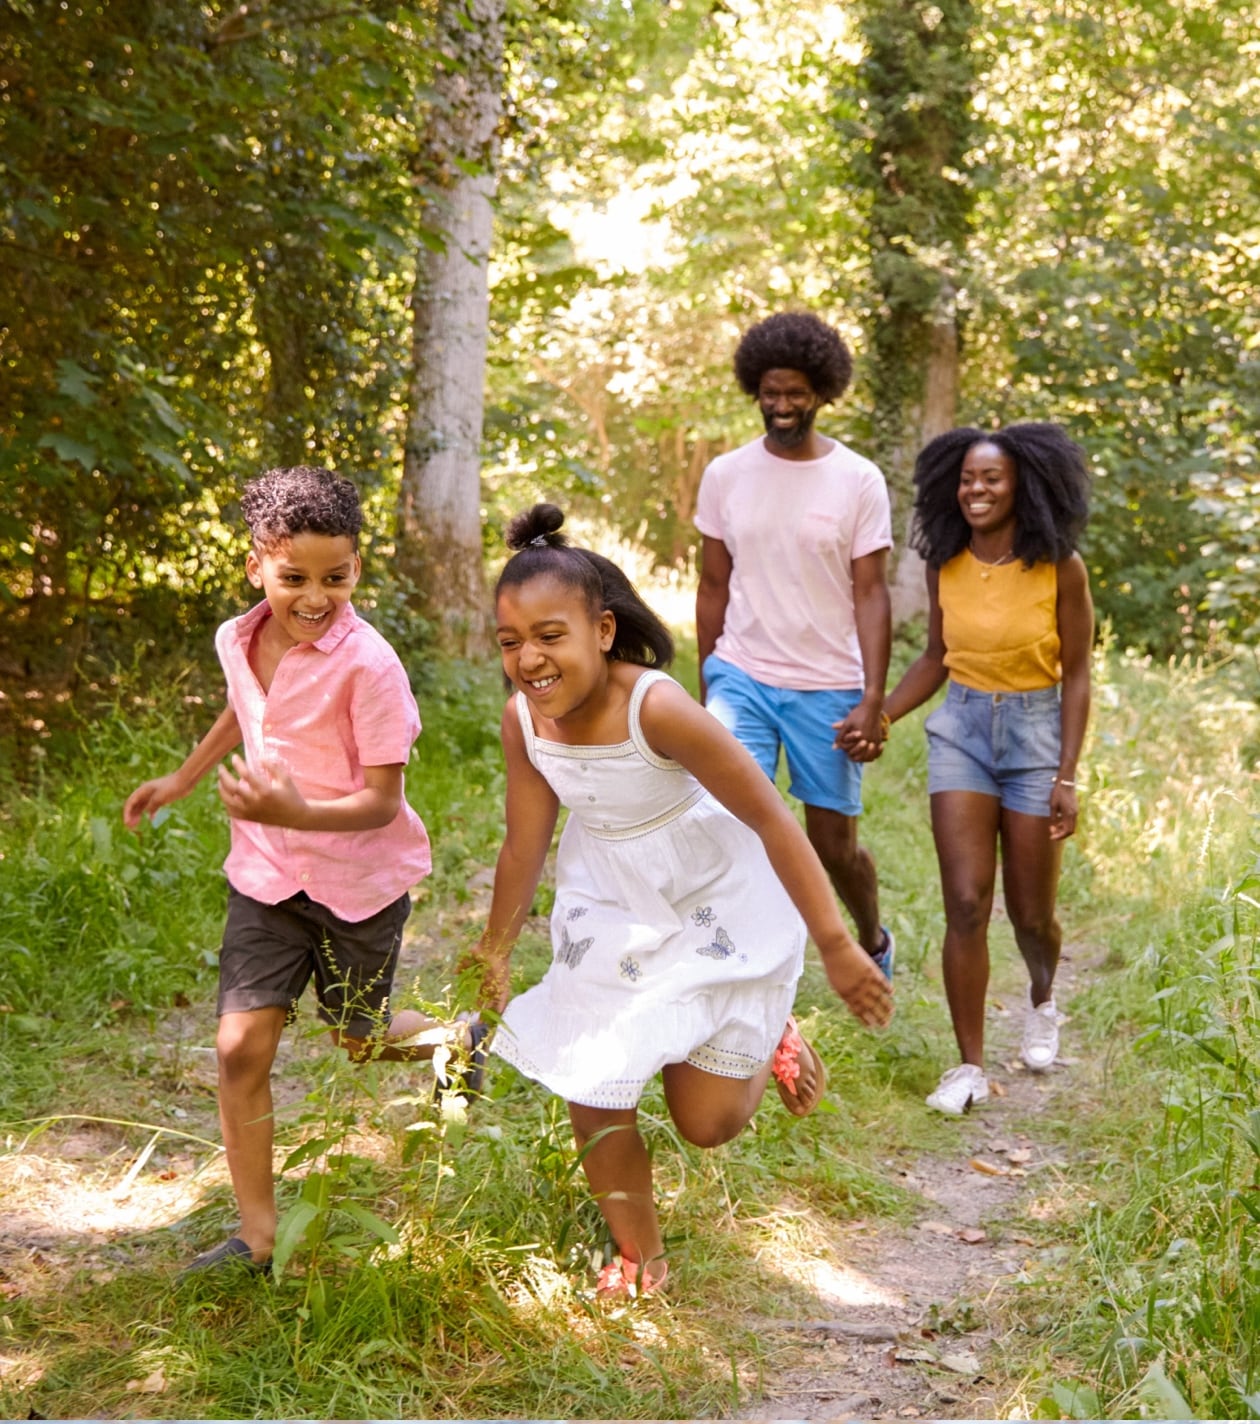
909, 423, 1090, 569
240, 465, 363, 549
496, 503, 674, 669
732, 312, 853, 403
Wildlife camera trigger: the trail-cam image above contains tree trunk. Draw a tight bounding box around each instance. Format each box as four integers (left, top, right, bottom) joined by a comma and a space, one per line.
397, 0, 505, 656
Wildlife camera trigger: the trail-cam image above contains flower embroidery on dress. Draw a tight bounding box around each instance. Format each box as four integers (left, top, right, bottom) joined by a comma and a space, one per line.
555, 923, 594, 969
691, 905, 716, 927
696, 926, 744, 961
619, 956, 642, 982
566, 906, 589, 921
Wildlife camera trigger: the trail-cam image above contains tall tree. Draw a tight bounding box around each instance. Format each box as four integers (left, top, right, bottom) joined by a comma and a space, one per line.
850, 0, 978, 617
397, 0, 505, 655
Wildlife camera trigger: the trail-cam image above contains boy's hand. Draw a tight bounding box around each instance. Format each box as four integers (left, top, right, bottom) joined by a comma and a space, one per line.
123, 774, 185, 831
819, 938, 894, 1029
217, 755, 308, 827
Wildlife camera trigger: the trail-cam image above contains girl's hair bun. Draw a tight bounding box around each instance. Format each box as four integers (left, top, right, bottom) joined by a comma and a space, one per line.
505, 502, 567, 552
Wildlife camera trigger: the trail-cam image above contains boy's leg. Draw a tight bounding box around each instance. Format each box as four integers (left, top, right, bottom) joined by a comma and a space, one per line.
568, 1102, 667, 1284
216, 1006, 287, 1262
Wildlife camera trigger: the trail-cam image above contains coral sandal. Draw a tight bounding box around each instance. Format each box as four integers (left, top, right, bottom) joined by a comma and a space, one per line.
771, 1015, 827, 1117
595, 1254, 669, 1301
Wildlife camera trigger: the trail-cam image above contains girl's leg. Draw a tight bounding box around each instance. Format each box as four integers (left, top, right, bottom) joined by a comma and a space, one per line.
999, 808, 1065, 1006
662, 1058, 776, 1149
930, 791, 1001, 1066
569, 1103, 666, 1282
216, 1006, 287, 1261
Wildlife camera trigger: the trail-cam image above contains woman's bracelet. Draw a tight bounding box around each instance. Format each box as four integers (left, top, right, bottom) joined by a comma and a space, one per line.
1055, 776, 1077, 788
879, 712, 891, 742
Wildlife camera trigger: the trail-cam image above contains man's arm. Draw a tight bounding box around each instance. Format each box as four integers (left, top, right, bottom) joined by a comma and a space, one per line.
695, 534, 733, 702
833, 547, 891, 759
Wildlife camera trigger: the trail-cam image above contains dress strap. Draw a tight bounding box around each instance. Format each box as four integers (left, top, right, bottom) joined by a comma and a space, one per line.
627, 670, 683, 770
512, 690, 540, 769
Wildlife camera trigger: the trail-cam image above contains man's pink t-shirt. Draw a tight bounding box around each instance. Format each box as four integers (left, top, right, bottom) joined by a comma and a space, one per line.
695, 435, 892, 691
215, 600, 432, 923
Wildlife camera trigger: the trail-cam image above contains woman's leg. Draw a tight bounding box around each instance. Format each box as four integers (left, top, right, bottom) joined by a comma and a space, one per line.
930, 791, 1001, 1066
569, 1102, 666, 1280
999, 808, 1065, 1007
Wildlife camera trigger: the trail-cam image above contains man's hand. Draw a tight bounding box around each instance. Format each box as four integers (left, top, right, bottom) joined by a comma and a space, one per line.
833, 697, 887, 764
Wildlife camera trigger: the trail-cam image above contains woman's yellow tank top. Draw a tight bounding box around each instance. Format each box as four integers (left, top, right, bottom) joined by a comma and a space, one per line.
939, 551, 1060, 692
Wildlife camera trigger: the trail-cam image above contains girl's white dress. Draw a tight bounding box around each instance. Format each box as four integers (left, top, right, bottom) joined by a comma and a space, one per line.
492, 670, 805, 1109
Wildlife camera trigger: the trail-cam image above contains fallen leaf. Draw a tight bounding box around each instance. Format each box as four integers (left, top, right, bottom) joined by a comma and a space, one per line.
970, 1157, 1008, 1177
957, 1227, 987, 1244
989, 1079, 1007, 1097
899, 1406, 922, 1416
895, 1347, 938, 1364
1006, 1148, 1032, 1165
125, 1367, 167, 1394
919, 1220, 955, 1235
938, 1350, 983, 1374
1012, 1234, 1036, 1246
987, 1139, 1012, 1153
0, 1282, 22, 1300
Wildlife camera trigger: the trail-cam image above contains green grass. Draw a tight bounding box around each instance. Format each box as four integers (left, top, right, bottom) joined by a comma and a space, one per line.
2, 635, 1258, 1418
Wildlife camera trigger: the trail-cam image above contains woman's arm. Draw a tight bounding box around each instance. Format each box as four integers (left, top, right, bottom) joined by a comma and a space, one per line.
640, 682, 892, 1026
1050, 553, 1094, 841
883, 565, 948, 724
468, 702, 560, 1011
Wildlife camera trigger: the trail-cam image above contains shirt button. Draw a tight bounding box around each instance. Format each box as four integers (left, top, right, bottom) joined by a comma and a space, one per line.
588, 795, 596, 802
300, 872, 310, 883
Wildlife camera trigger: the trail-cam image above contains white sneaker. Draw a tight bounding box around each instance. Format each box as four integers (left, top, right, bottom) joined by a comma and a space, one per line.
1020, 998, 1060, 1071
926, 1063, 989, 1115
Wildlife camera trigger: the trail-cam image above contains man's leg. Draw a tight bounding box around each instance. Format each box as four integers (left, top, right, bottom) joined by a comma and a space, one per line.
802, 803, 884, 957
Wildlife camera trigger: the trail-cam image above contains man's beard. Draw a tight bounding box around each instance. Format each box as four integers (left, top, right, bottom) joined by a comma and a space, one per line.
763, 405, 817, 448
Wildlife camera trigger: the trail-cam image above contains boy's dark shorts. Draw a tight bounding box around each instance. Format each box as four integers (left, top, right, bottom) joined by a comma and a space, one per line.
218, 885, 412, 1038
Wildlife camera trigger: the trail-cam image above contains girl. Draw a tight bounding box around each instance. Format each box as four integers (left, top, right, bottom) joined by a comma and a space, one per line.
882, 424, 1092, 1115
469, 504, 893, 1298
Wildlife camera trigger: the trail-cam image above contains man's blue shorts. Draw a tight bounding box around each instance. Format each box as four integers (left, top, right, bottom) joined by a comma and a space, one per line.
925, 681, 1061, 817
702, 654, 865, 817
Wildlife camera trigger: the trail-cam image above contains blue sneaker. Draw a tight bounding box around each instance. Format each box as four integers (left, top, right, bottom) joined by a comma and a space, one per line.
870, 927, 895, 981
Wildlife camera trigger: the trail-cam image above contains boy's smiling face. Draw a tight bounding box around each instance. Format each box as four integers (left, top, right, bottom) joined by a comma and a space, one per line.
246, 531, 361, 648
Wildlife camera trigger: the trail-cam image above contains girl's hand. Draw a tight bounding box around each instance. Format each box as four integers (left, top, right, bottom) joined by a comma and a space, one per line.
1049, 781, 1078, 841
818, 937, 894, 1028
458, 941, 512, 1014
217, 754, 309, 827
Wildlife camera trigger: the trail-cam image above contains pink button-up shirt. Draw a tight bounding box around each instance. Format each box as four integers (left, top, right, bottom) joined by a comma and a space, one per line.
215, 600, 432, 922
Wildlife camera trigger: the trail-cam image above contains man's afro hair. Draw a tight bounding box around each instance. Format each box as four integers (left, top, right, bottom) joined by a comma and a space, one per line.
733, 312, 853, 404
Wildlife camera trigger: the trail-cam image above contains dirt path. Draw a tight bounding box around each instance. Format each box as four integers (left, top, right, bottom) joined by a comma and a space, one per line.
1, 887, 1086, 1420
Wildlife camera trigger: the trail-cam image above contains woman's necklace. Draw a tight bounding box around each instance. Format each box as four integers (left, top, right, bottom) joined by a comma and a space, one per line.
970, 542, 1015, 580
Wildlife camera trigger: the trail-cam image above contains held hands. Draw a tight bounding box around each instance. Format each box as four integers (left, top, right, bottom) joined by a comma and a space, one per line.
1049, 780, 1079, 841
216, 754, 308, 827
833, 699, 888, 764
457, 938, 512, 1015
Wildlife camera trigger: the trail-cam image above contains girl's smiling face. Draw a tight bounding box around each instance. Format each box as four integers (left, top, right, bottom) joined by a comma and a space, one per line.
496, 574, 615, 721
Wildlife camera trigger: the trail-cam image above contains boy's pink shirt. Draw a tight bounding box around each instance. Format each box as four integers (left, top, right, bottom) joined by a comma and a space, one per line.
215, 600, 432, 923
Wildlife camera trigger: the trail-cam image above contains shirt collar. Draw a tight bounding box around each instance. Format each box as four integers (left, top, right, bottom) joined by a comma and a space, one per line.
231, 599, 360, 655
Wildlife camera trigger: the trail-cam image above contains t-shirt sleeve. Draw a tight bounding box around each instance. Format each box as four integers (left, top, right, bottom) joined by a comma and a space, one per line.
693, 462, 724, 541
348, 646, 422, 767
852, 464, 894, 560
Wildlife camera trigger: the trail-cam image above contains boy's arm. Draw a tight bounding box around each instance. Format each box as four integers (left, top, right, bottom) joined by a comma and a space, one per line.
215, 756, 406, 832
123, 704, 242, 830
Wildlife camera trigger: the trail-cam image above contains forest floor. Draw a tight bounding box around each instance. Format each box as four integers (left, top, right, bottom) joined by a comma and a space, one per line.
1, 864, 1095, 1421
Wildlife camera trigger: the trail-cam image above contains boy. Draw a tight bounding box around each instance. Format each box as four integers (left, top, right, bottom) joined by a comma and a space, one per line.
124, 465, 477, 1275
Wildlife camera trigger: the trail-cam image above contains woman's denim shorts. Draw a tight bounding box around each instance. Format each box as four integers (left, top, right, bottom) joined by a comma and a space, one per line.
925, 681, 1061, 817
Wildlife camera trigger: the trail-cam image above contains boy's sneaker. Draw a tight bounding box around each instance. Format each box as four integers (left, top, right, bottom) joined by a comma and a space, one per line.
925, 1063, 989, 1116
870, 927, 895, 981
1020, 998, 1060, 1071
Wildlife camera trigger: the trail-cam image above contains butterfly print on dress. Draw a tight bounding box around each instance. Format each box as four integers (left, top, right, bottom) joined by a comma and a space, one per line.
696, 926, 744, 962
556, 923, 594, 970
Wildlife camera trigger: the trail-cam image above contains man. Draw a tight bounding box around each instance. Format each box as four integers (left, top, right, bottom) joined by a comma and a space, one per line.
695, 311, 895, 977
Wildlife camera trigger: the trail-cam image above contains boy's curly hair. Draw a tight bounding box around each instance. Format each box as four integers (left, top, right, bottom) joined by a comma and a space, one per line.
239, 466, 363, 549
909, 423, 1091, 569
732, 312, 854, 403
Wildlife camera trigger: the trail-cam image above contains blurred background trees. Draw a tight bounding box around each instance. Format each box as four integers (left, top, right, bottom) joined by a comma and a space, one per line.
3, 0, 1258, 692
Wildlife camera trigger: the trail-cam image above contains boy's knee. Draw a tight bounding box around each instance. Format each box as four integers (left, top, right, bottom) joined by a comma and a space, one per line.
216, 1019, 280, 1081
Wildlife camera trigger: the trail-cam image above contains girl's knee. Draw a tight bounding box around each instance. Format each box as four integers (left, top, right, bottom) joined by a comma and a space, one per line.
675, 1113, 743, 1150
